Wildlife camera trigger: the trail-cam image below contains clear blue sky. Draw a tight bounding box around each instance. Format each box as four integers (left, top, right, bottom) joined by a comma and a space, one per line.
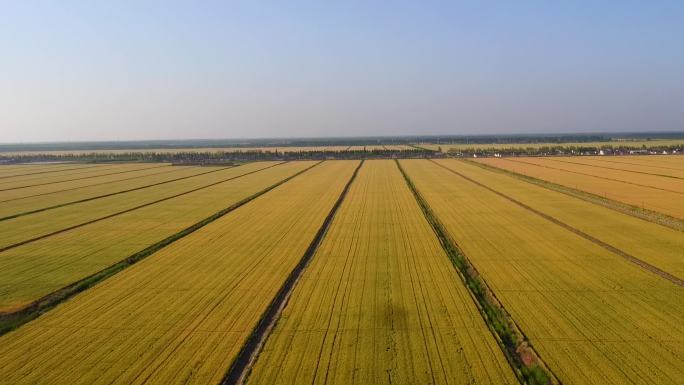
1, 1, 683, 142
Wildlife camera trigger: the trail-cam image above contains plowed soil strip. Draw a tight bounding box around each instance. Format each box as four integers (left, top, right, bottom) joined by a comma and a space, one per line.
469, 160, 684, 232
0, 161, 323, 335
0, 166, 233, 222
545, 158, 684, 179
221, 160, 363, 385
0, 162, 285, 253
506, 159, 683, 195
431, 160, 684, 287
0, 164, 101, 180
0, 164, 170, 192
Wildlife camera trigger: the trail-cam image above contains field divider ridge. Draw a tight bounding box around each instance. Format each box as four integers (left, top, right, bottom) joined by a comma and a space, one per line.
465, 159, 683, 232
220, 160, 364, 385
0, 160, 324, 336
433, 160, 684, 287
0, 162, 287, 253
407, 143, 433, 151
0, 165, 236, 222
0, 164, 169, 192
397, 159, 560, 385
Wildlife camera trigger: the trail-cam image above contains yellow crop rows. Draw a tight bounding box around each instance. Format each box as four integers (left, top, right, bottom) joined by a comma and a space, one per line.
476, 156, 684, 219
502, 157, 684, 193
247, 160, 516, 384
0, 160, 358, 385
400, 159, 684, 385
0, 162, 314, 312
0, 164, 101, 178
0, 163, 162, 190
542, 155, 684, 179
0, 155, 681, 384
434, 159, 684, 280
0, 162, 280, 248
0, 165, 210, 218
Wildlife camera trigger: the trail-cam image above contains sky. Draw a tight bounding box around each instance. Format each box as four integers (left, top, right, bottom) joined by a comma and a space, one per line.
1, 1, 683, 142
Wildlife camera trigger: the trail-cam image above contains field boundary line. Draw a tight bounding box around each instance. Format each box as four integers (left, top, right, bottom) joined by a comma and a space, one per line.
221, 160, 364, 385
0, 162, 286, 253
544, 158, 683, 180
433, 160, 684, 287
398, 159, 560, 385
407, 143, 433, 151
0, 165, 236, 222
0, 164, 169, 192
0, 164, 102, 180
465, 159, 683, 232
0, 161, 323, 336
505, 158, 683, 195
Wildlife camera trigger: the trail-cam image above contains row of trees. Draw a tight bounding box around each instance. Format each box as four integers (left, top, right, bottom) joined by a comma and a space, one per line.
0, 148, 438, 164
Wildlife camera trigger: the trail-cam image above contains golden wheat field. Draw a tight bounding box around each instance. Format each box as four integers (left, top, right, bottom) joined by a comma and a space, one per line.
476, 156, 684, 219
400, 159, 684, 385
0, 156, 682, 385
246, 160, 516, 385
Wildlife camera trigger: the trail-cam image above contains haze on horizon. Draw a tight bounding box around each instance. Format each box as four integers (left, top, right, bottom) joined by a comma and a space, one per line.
1, 1, 683, 143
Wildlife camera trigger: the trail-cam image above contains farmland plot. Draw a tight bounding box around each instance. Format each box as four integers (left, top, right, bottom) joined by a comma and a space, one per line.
503, 157, 684, 193
0, 162, 280, 249
608, 154, 684, 168
400, 159, 684, 385
0, 165, 212, 219
0, 163, 164, 190
546, 156, 684, 179
433, 159, 684, 280
0, 160, 358, 385
476, 157, 684, 219
0, 164, 100, 178
247, 160, 516, 385
0, 161, 315, 313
